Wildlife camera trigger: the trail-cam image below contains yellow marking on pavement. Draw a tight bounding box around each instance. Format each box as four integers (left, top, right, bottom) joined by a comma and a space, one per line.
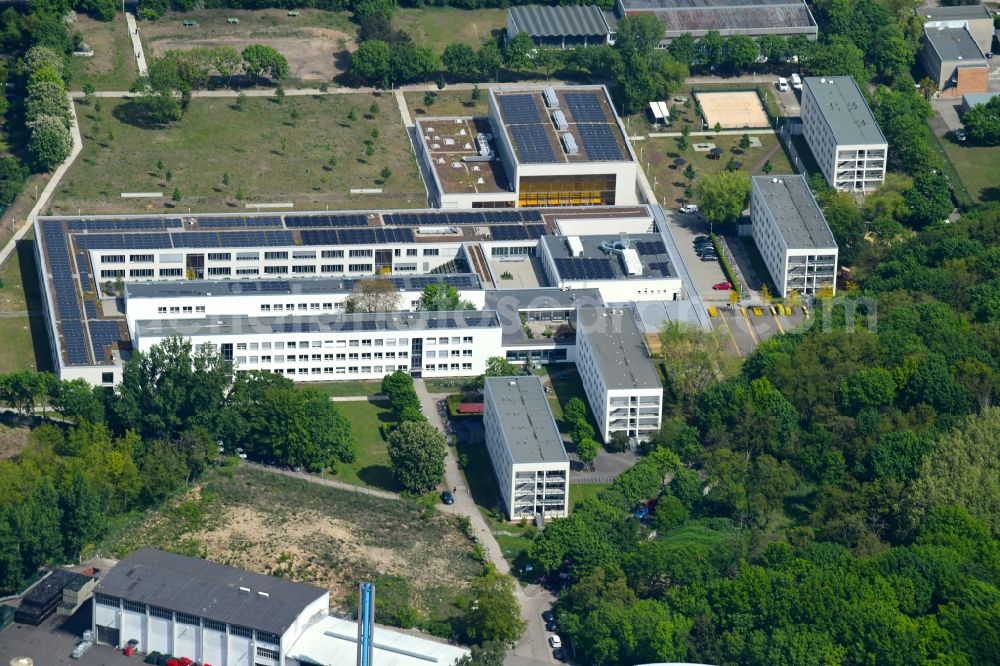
717, 310, 743, 357
772, 308, 786, 335
708, 306, 718, 317
740, 306, 761, 345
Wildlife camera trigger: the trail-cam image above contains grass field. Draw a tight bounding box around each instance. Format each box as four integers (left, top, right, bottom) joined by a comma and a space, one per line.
303, 380, 383, 397
69, 13, 140, 91
395, 8, 504, 55
405, 90, 489, 120
643, 132, 794, 209
324, 398, 400, 492
53, 95, 427, 215
571, 482, 612, 509
545, 365, 595, 434
103, 465, 481, 615
936, 136, 1000, 204
0, 242, 49, 373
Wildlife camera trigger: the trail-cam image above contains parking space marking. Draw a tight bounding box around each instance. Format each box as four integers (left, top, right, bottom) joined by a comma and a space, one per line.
716, 309, 744, 357
772, 309, 786, 335
740, 307, 761, 345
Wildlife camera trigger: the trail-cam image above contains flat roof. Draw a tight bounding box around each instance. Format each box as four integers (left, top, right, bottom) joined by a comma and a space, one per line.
920, 5, 992, 22
135, 310, 501, 338
485, 287, 603, 310
963, 91, 1000, 107
508, 4, 615, 37
95, 548, 326, 636
578, 307, 660, 390
621, 0, 816, 34
416, 117, 511, 196
126, 274, 483, 299
752, 175, 837, 249
485, 375, 568, 465
802, 76, 887, 146
491, 86, 634, 165
924, 25, 985, 63
288, 615, 469, 666
542, 233, 676, 281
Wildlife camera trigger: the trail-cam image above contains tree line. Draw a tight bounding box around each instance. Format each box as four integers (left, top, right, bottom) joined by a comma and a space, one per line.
0, 337, 355, 594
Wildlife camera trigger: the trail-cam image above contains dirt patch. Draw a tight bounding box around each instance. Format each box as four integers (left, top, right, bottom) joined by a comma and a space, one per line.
146, 28, 354, 82
0, 423, 31, 460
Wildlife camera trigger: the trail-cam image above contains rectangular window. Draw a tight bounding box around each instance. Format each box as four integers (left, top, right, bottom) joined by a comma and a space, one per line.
101, 254, 125, 263
129, 254, 154, 263
257, 647, 280, 660
292, 265, 316, 274
236, 252, 258, 261
159, 268, 183, 277
261, 304, 271, 312
264, 251, 288, 260
202, 619, 226, 632
99, 270, 123, 279
349, 249, 373, 257
256, 630, 280, 645
195, 306, 205, 313
406, 248, 418, 256
293, 250, 317, 259
264, 266, 288, 274
236, 267, 259, 275
95, 593, 119, 607
129, 269, 154, 278
348, 263, 373, 272
176, 613, 200, 626
423, 248, 439, 256
157, 306, 167, 314
322, 249, 344, 258
230, 625, 252, 638
149, 606, 172, 620
207, 252, 231, 261
321, 264, 344, 273
207, 267, 231, 276
123, 600, 146, 613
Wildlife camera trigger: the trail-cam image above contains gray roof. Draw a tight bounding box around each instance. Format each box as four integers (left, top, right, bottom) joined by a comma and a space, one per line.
919, 5, 992, 22
924, 25, 985, 63
485, 376, 568, 466
963, 91, 1000, 108
95, 548, 326, 635
802, 76, 887, 147
752, 175, 837, 250
136, 311, 500, 338
577, 307, 661, 390
485, 288, 603, 311
508, 5, 614, 38
542, 233, 676, 281
125, 274, 482, 299
621, 0, 817, 35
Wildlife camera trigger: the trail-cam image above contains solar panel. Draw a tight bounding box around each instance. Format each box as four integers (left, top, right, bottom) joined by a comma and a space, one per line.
67, 218, 181, 231
272, 322, 320, 333
284, 214, 368, 228
84, 301, 98, 319
525, 224, 546, 239
565, 92, 608, 123
635, 241, 666, 255
197, 216, 283, 229
554, 257, 616, 280
89, 320, 123, 361
577, 124, 624, 161
490, 225, 529, 241
510, 125, 556, 163
61, 318, 90, 365
498, 94, 541, 124
647, 262, 672, 277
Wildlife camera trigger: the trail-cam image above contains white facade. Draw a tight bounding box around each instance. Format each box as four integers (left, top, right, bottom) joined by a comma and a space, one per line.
483, 376, 570, 520
576, 309, 662, 443
800, 77, 887, 193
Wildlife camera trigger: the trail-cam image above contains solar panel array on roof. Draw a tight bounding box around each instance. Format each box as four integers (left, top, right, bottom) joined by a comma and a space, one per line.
577, 124, 624, 161
76, 233, 172, 250
299, 228, 414, 246
499, 94, 542, 124
273, 322, 321, 333
565, 92, 609, 123
554, 257, 616, 280
41, 221, 91, 365
635, 240, 666, 255
168, 230, 294, 248
646, 262, 672, 277
384, 210, 538, 225
89, 320, 122, 360
66, 218, 182, 231
284, 214, 368, 228
510, 125, 556, 163
84, 300, 98, 319
196, 216, 283, 229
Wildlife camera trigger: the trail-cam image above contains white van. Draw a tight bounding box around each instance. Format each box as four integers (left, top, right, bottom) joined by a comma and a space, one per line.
791, 73, 802, 90
777, 77, 790, 92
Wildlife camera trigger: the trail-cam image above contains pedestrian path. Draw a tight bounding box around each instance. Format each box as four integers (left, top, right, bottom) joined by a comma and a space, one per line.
395, 90, 413, 128
125, 13, 148, 77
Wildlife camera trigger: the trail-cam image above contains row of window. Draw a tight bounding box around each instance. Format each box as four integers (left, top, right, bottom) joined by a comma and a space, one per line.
425, 363, 474, 371
96, 594, 272, 643
234, 351, 409, 364
157, 305, 207, 314
225, 336, 471, 350
268, 365, 409, 376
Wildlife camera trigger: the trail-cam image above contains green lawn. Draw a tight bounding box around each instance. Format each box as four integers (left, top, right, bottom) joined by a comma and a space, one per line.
54, 94, 427, 215
0, 241, 50, 373
405, 90, 489, 120
571, 482, 612, 510
546, 364, 595, 434
643, 132, 795, 209
394, 8, 505, 54
936, 134, 1000, 204
69, 13, 140, 91
324, 398, 399, 492
302, 380, 383, 397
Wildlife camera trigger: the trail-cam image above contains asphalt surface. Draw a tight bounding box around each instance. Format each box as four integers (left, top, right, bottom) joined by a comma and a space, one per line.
0, 601, 133, 666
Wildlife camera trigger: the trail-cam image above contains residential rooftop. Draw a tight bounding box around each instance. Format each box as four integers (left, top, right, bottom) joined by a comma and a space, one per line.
490, 86, 634, 165
134, 310, 502, 339
485, 375, 568, 465
416, 117, 511, 196
125, 274, 483, 299
542, 232, 676, 281
620, 0, 817, 36
94, 548, 327, 636
924, 25, 985, 62
752, 175, 837, 250
803, 76, 887, 147
577, 307, 661, 390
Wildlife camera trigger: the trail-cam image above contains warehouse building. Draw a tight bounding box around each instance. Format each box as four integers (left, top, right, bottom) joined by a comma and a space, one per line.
92, 548, 329, 666
800, 76, 887, 193
921, 24, 988, 96
616, 0, 818, 47
750, 175, 838, 297
575, 307, 662, 443
506, 5, 617, 48
919, 4, 995, 54
483, 375, 570, 520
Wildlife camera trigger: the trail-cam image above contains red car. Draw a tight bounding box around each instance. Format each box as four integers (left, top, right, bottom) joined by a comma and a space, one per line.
712, 281, 732, 290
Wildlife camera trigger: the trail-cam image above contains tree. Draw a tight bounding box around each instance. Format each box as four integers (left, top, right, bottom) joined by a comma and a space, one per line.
419, 281, 474, 311
455, 642, 507, 666
26, 80, 70, 126
24, 45, 64, 80
607, 431, 631, 453
696, 170, 750, 226
484, 356, 518, 377
739, 134, 752, 151
962, 96, 1000, 145
353, 0, 395, 22
721, 35, 758, 73
27, 114, 72, 171
802, 37, 870, 88
653, 495, 687, 531
698, 30, 724, 69
564, 397, 588, 425
351, 39, 392, 88
387, 420, 446, 494
904, 171, 952, 228
577, 437, 599, 470
241, 44, 289, 84
463, 565, 526, 646
817, 188, 865, 265
683, 163, 696, 182
504, 33, 534, 72
442, 42, 479, 79
667, 32, 696, 66
171, 187, 182, 201
344, 278, 399, 313
49, 378, 104, 423
0, 156, 25, 207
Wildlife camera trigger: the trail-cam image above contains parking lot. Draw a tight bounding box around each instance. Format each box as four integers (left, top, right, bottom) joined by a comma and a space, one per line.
0, 601, 136, 666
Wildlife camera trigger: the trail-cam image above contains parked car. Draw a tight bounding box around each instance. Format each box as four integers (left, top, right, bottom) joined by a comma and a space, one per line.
694, 235, 710, 243
546, 620, 558, 632
697, 249, 717, 258
441, 490, 454, 505
635, 506, 650, 520
777, 77, 790, 92
954, 129, 967, 142
713, 281, 732, 290
700, 254, 719, 262
549, 635, 563, 649
679, 204, 699, 214
791, 73, 802, 90
542, 610, 555, 623
553, 648, 566, 661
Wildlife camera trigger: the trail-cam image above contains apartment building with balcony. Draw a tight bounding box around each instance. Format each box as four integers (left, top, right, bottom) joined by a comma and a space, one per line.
576, 307, 662, 443
800, 76, 887, 193
483, 376, 570, 521
751, 175, 838, 297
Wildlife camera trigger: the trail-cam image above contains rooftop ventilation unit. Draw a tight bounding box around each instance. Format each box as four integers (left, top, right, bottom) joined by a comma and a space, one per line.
257, 591, 269, 598
621, 248, 643, 276
543, 87, 559, 108
552, 110, 568, 131
561, 132, 578, 155
566, 236, 584, 257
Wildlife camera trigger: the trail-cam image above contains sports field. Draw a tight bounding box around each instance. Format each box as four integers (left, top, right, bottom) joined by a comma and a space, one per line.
695, 91, 770, 129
